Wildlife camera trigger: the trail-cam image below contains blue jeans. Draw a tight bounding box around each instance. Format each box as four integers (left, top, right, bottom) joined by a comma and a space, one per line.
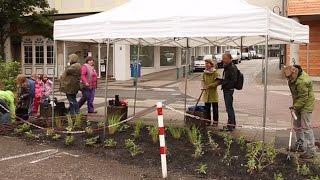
78, 88, 95, 113
223, 89, 236, 127
0, 113, 10, 124
66, 94, 79, 115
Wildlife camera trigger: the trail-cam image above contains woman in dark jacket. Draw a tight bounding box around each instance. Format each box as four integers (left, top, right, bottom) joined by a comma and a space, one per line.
16, 74, 30, 120
60, 54, 82, 115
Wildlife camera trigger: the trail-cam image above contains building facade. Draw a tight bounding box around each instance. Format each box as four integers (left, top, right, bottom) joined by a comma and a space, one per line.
6, 0, 291, 80
286, 0, 320, 76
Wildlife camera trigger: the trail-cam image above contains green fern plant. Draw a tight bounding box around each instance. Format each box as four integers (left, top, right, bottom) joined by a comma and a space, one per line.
125, 139, 142, 157
14, 123, 30, 134
196, 163, 207, 175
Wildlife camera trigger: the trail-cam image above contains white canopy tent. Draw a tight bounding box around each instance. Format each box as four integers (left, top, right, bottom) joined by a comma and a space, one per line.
53, 0, 309, 142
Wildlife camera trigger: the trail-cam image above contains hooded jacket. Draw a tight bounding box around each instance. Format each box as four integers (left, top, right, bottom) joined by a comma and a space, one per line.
0, 90, 16, 122
60, 59, 81, 95
289, 66, 315, 112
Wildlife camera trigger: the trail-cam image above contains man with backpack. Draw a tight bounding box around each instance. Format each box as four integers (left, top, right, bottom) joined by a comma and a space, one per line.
221, 53, 243, 131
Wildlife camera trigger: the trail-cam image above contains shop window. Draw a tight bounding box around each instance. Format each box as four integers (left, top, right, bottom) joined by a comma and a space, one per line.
160, 47, 176, 66
47, 45, 54, 64
24, 46, 33, 64
130, 45, 154, 67
35, 45, 44, 64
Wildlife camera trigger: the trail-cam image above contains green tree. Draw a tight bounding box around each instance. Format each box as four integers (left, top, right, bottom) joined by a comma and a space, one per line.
0, 0, 56, 60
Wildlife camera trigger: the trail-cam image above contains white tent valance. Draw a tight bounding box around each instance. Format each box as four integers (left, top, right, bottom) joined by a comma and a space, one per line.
54, 0, 309, 46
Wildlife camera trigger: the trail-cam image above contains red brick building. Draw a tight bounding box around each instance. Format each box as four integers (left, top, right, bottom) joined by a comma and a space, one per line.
287, 0, 320, 76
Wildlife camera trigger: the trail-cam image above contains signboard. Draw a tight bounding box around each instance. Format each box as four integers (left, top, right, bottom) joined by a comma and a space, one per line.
101, 65, 106, 72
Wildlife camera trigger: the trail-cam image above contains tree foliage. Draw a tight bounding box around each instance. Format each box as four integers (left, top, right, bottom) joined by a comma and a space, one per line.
0, 0, 56, 60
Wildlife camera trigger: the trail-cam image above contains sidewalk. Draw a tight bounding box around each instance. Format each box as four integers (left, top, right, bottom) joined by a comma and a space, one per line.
178, 60, 320, 149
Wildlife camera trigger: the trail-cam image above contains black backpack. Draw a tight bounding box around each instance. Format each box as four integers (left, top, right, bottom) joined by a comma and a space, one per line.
234, 66, 244, 90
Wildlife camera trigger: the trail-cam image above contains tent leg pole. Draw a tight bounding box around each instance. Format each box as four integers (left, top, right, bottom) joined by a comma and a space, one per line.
103, 39, 110, 140
52, 40, 57, 129
307, 43, 310, 74
184, 38, 190, 124
133, 40, 140, 116
262, 36, 269, 143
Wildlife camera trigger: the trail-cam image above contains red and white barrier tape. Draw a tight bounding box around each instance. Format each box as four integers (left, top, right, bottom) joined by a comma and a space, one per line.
157, 102, 167, 179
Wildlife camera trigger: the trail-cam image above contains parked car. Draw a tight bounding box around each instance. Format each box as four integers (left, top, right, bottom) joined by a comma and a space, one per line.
215, 53, 223, 68
241, 52, 251, 60
256, 53, 265, 59
193, 54, 215, 71
225, 49, 241, 64
249, 50, 257, 58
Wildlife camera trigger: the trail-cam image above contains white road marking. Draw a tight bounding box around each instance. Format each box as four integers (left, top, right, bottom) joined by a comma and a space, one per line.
0, 149, 57, 162
29, 149, 59, 164
151, 88, 176, 92
29, 151, 79, 164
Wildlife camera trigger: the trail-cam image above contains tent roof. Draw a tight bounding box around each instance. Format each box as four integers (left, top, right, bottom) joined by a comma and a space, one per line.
53, 0, 309, 46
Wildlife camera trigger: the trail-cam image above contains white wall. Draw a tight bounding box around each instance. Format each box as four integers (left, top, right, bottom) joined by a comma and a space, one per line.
245, 0, 283, 13
114, 43, 130, 80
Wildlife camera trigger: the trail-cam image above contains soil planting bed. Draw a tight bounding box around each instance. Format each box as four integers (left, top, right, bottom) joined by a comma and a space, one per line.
7, 122, 320, 179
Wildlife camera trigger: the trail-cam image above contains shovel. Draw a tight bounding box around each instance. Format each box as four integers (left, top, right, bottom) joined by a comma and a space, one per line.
287, 108, 298, 161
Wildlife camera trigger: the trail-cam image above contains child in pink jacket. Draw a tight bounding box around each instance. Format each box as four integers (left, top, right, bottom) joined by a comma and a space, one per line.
32, 74, 43, 115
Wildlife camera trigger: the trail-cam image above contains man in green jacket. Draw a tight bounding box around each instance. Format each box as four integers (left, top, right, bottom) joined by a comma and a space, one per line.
284, 65, 316, 159
0, 90, 16, 123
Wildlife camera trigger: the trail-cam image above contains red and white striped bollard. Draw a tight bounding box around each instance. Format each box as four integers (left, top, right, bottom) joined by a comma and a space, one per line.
157, 102, 167, 178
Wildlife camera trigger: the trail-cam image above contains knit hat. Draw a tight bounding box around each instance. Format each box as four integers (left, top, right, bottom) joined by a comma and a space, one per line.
68, 54, 79, 64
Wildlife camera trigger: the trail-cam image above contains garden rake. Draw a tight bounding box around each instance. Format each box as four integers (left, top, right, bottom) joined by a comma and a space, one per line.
287, 108, 298, 161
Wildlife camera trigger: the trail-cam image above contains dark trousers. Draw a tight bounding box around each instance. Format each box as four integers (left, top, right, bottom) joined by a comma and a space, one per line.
66, 94, 79, 115
223, 89, 236, 128
78, 88, 95, 113
205, 102, 219, 124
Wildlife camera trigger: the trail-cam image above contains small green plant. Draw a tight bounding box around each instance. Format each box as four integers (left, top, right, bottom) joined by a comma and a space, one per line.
186, 126, 200, 145
167, 125, 183, 139
67, 115, 74, 130
237, 136, 246, 150
196, 163, 207, 175
147, 125, 159, 143
133, 120, 143, 138
25, 130, 40, 139
98, 121, 105, 129
193, 141, 204, 159
85, 126, 93, 136
125, 139, 142, 157
108, 115, 121, 135
85, 136, 99, 146
207, 131, 219, 151
14, 123, 30, 134
74, 113, 83, 129
246, 141, 277, 174
65, 135, 74, 146
222, 133, 233, 165
104, 138, 117, 148
52, 133, 61, 140
274, 172, 284, 180
310, 176, 320, 180
297, 163, 311, 176
46, 128, 55, 136
54, 117, 62, 129
87, 120, 92, 126
119, 124, 130, 132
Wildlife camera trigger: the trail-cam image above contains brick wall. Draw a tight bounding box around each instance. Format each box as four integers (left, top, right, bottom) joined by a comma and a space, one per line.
287, 0, 320, 16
